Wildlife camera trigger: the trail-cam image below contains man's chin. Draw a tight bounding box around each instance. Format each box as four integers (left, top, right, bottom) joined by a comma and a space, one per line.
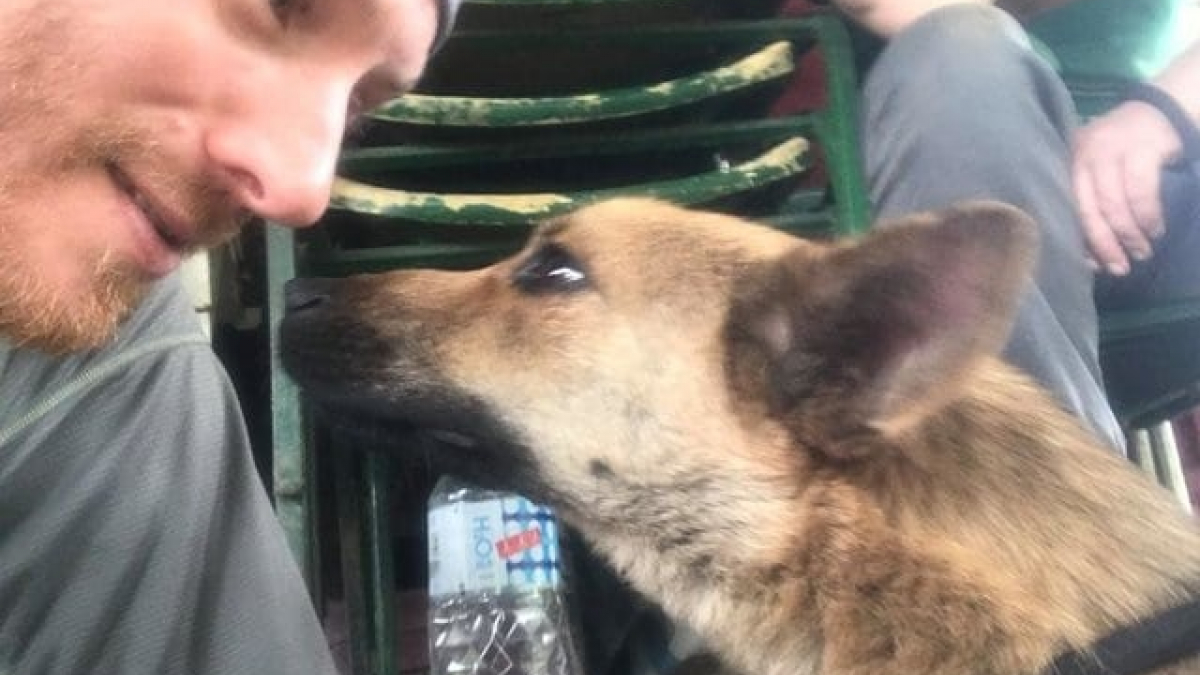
0, 272, 149, 355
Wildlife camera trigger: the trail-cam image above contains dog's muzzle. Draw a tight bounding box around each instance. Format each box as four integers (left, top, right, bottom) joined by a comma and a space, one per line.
284, 277, 338, 314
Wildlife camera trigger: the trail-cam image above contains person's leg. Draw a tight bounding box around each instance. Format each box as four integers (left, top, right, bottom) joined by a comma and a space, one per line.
861, 2, 1126, 451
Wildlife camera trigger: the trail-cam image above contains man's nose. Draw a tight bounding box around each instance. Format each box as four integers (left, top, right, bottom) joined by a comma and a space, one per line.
204, 82, 348, 228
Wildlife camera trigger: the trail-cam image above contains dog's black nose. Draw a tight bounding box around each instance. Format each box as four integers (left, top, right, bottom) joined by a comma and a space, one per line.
284, 278, 336, 313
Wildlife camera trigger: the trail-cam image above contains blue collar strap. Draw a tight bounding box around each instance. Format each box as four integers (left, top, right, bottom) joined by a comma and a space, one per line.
1043, 596, 1200, 675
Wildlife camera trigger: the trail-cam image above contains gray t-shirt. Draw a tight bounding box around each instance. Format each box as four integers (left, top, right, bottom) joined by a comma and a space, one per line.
0, 275, 335, 675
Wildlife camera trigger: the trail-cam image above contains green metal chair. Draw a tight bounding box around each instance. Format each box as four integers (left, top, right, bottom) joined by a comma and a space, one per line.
1099, 297, 1200, 429
265, 4, 869, 673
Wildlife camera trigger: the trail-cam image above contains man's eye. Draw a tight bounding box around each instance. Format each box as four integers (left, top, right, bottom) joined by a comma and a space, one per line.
512, 244, 590, 294
269, 0, 310, 26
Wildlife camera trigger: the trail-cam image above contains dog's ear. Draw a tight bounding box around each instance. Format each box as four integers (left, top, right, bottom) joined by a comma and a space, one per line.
726, 201, 1038, 457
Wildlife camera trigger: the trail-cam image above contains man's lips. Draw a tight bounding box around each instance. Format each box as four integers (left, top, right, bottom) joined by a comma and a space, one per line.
106, 162, 193, 252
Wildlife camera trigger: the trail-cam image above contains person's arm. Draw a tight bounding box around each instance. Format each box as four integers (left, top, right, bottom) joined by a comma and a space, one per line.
993, 0, 1076, 21
831, 0, 991, 37
833, 0, 1078, 32
1072, 42, 1200, 275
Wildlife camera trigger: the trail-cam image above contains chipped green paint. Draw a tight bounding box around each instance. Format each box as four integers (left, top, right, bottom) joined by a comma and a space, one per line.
369, 41, 794, 127
330, 137, 809, 225
333, 179, 575, 222
805, 12, 869, 235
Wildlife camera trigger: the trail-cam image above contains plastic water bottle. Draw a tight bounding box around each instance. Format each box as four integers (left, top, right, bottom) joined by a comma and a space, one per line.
427, 476, 582, 675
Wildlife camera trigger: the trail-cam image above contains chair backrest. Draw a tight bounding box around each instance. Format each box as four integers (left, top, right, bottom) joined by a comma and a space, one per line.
297, 4, 870, 276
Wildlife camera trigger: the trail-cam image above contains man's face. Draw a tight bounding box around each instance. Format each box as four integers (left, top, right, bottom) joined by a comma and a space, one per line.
0, 0, 437, 352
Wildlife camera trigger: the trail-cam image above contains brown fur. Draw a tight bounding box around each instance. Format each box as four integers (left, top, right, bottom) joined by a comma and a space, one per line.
280, 198, 1200, 675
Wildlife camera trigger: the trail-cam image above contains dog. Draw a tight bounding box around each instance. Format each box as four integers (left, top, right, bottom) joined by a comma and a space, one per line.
280, 198, 1200, 675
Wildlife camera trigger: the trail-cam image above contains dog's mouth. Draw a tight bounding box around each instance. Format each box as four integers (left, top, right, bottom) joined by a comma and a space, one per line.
314, 398, 482, 453
302, 385, 485, 452
302, 389, 551, 498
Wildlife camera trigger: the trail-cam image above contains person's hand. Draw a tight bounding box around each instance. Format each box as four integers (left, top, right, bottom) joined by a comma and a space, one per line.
1071, 100, 1183, 275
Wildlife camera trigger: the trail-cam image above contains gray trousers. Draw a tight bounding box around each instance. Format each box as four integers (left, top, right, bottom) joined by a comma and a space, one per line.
860, 3, 1126, 452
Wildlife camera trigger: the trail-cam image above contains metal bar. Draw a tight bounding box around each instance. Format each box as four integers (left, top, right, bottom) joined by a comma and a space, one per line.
265, 224, 319, 591
340, 117, 814, 173
334, 445, 372, 675
1149, 422, 1193, 514
364, 451, 398, 675
371, 41, 793, 126
1100, 297, 1200, 343
808, 12, 870, 235
312, 242, 523, 275
332, 136, 809, 225
442, 17, 824, 50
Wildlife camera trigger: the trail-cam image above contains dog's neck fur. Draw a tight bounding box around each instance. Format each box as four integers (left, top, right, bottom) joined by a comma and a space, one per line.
572, 361, 1200, 675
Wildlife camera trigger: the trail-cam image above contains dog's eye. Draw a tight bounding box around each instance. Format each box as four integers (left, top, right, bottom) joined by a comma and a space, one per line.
513, 244, 589, 294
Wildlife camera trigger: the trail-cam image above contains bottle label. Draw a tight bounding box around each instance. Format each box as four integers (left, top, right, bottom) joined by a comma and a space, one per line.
428, 494, 562, 596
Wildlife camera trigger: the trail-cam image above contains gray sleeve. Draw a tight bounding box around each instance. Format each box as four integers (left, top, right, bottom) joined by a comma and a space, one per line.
0, 283, 336, 675
858, 4, 1126, 452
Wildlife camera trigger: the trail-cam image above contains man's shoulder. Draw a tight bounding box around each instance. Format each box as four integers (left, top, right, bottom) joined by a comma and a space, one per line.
113, 272, 211, 347
0, 272, 209, 370
0, 274, 215, 443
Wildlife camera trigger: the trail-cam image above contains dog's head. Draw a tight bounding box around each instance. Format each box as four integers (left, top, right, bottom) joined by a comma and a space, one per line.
280, 197, 1036, 520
